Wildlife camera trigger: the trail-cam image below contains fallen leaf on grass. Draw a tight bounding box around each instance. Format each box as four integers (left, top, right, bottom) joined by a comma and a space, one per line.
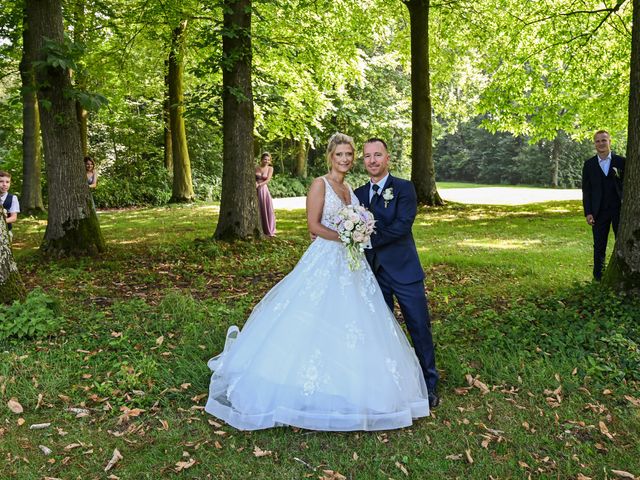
320, 470, 346, 480
446, 454, 463, 460
104, 448, 123, 472
111, 331, 122, 338
454, 387, 470, 396
7, 398, 23, 414
395, 461, 409, 476
192, 393, 208, 403
465, 374, 490, 394
518, 461, 530, 469
158, 419, 169, 430
207, 419, 222, 428
36, 393, 44, 409
576, 474, 592, 480
17, 418, 25, 426
117, 406, 145, 425
66, 407, 90, 418
611, 470, 636, 479
64, 443, 83, 451
465, 449, 474, 464
253, 446, 272, 457
598, 421, 614, 440
39, 445, 53, 455
174, 458, 196, 472
30, 423, 51, 430
594, 442, 608, 452
156, 335, 164, 346
214, 441, 222, 449
625, 395, 640, 407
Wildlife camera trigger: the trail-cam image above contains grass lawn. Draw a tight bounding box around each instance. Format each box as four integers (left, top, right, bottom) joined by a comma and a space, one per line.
2, 200, 639, 479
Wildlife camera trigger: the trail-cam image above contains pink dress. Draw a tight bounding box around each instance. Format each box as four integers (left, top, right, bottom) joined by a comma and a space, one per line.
256, 173, 276, 236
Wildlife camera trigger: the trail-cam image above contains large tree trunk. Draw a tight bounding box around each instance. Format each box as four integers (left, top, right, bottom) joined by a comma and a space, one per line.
404, 0, 443, 206
550, 135, 560, 188
169, 20, 194, 202
163, 59, 173, 172
0, 211, 26, 303
74, 0, 89, 156
26, 0, 104, 256
19, 7, 44, 214
214, 0, 261, 240
603, 0, 640, 294
294, 138, 307, 178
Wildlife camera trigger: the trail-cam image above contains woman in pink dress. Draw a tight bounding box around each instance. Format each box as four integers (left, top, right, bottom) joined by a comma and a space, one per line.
256, 152, 276, 237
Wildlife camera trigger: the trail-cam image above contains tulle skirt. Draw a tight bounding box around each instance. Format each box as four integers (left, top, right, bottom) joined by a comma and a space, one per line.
205, 238, 430, 431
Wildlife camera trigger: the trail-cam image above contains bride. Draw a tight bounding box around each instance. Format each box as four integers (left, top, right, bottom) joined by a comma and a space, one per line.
205, 133, 430, 431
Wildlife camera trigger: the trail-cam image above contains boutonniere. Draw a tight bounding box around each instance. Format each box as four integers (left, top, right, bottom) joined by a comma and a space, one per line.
382, 188, 394, 208
612, 166, 621, 178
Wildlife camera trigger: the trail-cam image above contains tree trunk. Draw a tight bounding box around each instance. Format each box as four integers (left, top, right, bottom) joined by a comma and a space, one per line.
603, 0, 640, 294
0, 210, 26, 303
214, 0, 261, 240
76, 102, 89, 156
74, 0, 89, 156
294, 138, 307, 178
163, 58, 173, 172
404, 0, 443, 206
26, 0, 104, 256
550, 135, 560, 188
19, 6, 45, 214
169, 20, 194, 202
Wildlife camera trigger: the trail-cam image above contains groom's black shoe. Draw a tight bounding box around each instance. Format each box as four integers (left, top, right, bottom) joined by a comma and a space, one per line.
428, 394, 440, 409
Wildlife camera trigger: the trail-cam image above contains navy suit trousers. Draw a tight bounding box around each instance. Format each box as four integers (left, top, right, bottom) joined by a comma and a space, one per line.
375, 265, 439, 393
592, 207, 620, 280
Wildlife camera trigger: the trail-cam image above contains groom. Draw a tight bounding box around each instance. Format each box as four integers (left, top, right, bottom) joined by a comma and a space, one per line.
354, 138, 439, 408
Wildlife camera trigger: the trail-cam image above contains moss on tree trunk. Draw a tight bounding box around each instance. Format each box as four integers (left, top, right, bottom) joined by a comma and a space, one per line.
41, 207, 105, 256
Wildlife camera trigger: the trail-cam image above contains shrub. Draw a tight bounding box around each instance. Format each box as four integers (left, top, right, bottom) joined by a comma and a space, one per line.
268, 172, 372, 198
0, 288, 62, 340
268, 176, 313, 198
93, 161, 172, 208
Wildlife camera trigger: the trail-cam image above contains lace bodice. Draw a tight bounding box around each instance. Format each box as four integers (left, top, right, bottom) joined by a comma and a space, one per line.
321, 177, 358, 230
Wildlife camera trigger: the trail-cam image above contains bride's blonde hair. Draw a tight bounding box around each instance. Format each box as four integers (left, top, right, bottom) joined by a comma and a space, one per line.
325, 132, 355, 169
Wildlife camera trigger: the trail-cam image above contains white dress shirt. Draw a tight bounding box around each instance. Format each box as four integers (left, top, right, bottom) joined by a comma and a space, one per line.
598, 153, 611, 176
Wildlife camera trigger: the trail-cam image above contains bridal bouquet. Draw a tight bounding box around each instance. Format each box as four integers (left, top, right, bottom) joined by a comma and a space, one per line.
334, 205, 376, 270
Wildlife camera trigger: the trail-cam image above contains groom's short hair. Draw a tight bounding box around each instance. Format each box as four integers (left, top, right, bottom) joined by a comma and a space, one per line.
364, 137, 388, 151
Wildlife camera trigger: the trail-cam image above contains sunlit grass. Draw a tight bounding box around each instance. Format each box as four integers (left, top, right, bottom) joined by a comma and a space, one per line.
3, 199, 637, 479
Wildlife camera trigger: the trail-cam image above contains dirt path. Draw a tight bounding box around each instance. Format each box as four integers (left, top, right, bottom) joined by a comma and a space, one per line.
273, 186, 582, 210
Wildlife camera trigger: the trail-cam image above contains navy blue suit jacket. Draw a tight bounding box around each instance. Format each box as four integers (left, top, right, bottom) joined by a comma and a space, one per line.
354, 175, 424, 285
581, 154, 625, 218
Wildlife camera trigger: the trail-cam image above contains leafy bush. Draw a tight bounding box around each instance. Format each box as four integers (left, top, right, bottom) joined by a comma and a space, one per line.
93, 160, 172, 208
268, 172, 371, 198
0, 288, 62, 340
268, 175, 313, 198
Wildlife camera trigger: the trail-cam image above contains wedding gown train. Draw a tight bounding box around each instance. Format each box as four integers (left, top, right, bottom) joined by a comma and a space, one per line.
205, 177, 430, 431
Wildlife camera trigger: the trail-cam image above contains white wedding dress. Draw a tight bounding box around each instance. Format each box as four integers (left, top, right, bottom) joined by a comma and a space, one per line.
205, 177, 430, 431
